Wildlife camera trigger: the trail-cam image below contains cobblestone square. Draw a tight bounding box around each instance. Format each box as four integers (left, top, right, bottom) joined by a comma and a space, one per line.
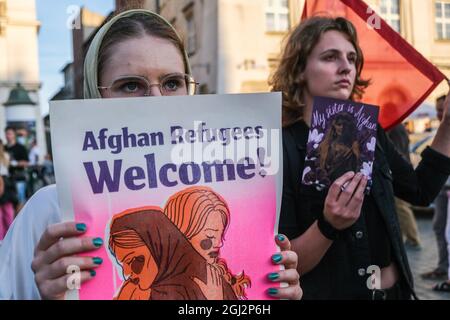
406, 216, 450, 300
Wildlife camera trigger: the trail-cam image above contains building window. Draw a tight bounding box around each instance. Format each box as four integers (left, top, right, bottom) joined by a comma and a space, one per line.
183, 4, 196, 56
0, 1, 6, 17
266, 0, 290, 32
0, 0, 6, 37
435, 1, 450, 40
379, 0, 401, 32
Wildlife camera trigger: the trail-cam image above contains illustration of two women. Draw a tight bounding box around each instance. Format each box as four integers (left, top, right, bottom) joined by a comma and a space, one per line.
108, 187, 249, 300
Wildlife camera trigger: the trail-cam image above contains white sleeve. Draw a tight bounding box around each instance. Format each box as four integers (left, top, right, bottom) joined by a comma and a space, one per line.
0, 185, 62, 300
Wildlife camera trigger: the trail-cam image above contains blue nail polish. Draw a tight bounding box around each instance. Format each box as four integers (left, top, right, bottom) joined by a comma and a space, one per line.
272, 254, 282, 264
277, 234, 285, 242
268, 288, 278, 296
93, 257, 103, 265
90, 270, 96, 277
268, 273, 280, 281
93, 238, 103, 247
76, 223, 87, 232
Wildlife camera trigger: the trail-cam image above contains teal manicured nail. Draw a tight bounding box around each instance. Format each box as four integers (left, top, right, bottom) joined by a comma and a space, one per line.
93, 257, 103, 265
268, 273, 280, 281
76, 223, 87, 232
93, 238, 103, 247
272, 254, 282, 264
268, 288, 278, 296
277, 234, 285, 242
90, 270, 96, 277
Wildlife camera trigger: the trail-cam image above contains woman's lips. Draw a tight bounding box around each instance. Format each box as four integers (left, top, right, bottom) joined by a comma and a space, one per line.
335, 80, 351, 87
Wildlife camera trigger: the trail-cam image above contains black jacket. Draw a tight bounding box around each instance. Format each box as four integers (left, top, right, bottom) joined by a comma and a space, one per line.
280, 121, 450, 300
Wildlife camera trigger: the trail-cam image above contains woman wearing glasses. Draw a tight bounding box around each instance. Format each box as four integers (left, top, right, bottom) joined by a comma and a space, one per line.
0, 10, 301, 300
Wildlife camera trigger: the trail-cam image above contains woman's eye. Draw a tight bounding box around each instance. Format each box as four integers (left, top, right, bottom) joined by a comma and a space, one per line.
121, 82, 140, 92
348, 56, 357, 64
119, 81, 144, 93
324, 55, 336, 61
163, 79, 182, 91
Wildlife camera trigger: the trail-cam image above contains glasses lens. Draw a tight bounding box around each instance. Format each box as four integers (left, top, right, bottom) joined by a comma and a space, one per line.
161, 74, 190, 96
110, 77, 149, 97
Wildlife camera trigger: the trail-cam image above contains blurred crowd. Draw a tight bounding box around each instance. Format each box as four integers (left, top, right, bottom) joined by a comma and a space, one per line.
388, 94, 450, 293
0, 127, 54, 242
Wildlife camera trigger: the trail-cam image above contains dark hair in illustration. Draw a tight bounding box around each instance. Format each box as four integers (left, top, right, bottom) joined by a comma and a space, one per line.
164, 186, 251, 300
318, 112, 360, 182
109, 207, 223, 300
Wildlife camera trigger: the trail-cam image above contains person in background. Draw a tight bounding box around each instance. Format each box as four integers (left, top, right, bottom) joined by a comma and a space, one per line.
431, 93, 450, 292
387, 123, 422, 249
0, 139, 14, 242
4, 127, 29, 213
27, 139, 43, 198
28, 139, 40, 166
41, 154, 55, 186
421, 95, 449, 281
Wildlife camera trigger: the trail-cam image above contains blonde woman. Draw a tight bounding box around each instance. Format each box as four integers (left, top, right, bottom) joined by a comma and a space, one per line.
0, 9, 301, 300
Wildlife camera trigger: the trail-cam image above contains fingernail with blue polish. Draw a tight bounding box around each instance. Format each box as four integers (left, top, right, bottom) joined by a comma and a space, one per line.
93, 257, 103, 265
90, 270, 96, 277
76, 223, 87, 232
93, 238, 103, 248
268, 273, 280, 281
272, 254, 282, 264
277, 234, 285, 242
268, 288, 278, 296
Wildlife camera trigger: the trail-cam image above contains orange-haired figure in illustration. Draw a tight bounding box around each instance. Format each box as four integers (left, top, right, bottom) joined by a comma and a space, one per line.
164, 186, 251, 300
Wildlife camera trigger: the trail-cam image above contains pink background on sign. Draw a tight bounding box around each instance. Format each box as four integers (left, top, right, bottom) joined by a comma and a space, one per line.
72, 176, 280, 300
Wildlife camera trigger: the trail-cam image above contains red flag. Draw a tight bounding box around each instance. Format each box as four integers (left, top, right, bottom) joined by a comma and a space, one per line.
302, 0, 447, 129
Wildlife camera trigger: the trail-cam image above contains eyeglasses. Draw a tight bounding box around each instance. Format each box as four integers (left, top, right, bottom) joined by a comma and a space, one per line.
98, 73, 199, 97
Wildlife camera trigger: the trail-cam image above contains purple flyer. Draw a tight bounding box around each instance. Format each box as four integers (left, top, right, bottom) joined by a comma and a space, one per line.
302, 96, 380, 191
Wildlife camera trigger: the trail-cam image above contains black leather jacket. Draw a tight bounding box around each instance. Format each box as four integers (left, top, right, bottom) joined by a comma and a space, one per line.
280, 121, 450, 300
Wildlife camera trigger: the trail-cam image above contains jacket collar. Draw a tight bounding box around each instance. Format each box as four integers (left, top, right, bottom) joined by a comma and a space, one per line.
286, 120, 309, 151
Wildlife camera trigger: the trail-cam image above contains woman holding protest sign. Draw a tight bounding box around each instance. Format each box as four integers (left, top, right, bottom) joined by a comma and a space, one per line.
272, 16, 450, 300
0, 9, 301, 300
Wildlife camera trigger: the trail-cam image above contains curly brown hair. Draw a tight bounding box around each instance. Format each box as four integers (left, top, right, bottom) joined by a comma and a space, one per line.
269, 16, 370, 127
